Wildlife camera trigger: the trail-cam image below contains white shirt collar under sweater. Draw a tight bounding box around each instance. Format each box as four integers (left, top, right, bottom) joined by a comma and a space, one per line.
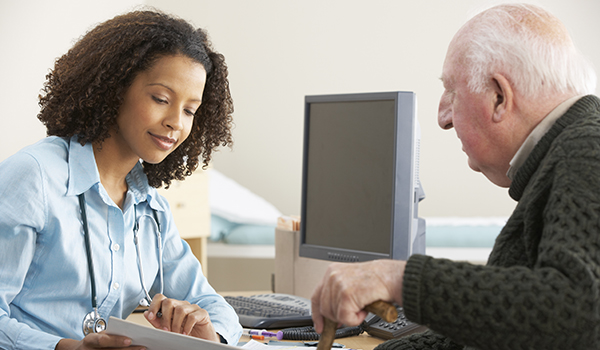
507, 95, 583, 181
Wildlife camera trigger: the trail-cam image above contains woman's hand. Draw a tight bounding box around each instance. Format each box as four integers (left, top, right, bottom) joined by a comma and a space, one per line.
144, 294, 220, 342
55, 334, 144, 349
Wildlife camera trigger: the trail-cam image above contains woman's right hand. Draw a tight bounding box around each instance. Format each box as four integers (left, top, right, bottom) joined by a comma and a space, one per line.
55, 333, 146, 350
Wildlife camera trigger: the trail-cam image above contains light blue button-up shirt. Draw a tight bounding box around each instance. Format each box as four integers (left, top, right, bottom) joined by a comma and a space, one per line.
0, 136, 242, 349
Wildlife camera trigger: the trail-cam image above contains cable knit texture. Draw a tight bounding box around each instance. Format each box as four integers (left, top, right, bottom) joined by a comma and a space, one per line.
375, 95, 600, 350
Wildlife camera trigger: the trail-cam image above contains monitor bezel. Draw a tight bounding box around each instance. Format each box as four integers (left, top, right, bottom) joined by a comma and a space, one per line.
299, 91, 418, 262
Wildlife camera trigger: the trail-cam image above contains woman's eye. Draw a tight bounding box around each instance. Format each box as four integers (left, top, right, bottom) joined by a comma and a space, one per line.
184, 109, 195, 116
152, 96, 167, 104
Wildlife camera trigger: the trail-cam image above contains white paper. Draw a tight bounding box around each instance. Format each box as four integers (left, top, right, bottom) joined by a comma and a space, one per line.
106, 317, 240, 350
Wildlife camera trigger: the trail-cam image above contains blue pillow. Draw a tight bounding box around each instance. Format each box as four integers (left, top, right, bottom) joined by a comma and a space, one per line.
209, 214, 238, 242
426, 225, 502, 248
223, 225, 276, 245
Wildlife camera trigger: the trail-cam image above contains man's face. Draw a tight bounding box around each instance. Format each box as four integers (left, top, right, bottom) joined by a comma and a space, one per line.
438, 36, 512, 187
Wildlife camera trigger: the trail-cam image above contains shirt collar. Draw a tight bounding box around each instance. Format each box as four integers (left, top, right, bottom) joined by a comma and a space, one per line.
507, 95, 583, 180
65, 135, 165, 212
126, 162, 165, 211
66, 136, 100, 196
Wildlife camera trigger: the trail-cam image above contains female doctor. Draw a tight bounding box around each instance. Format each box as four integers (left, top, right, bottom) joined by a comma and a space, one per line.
0, 10, 242, 350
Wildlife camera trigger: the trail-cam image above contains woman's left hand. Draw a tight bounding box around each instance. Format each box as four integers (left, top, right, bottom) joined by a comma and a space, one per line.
144, 294, 220, 342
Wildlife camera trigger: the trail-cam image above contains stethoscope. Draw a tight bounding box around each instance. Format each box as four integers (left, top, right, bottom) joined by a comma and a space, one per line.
79, 193, 164, 335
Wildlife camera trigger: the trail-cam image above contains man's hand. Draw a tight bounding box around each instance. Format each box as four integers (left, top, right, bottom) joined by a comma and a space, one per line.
311, 259, 406, 333
144, 294, 220, 342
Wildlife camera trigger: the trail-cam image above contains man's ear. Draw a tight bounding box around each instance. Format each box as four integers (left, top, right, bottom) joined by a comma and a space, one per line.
491, 73, 513, 123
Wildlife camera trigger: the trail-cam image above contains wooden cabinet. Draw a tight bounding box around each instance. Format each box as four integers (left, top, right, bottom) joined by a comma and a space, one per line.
157, 170, 210, 276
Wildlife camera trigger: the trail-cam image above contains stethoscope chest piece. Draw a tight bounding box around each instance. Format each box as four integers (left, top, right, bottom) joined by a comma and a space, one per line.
83, 309, 106, 335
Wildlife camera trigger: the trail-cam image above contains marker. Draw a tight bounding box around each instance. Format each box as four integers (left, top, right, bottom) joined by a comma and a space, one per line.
242, 334, 265, 340
243, 329, 284, 340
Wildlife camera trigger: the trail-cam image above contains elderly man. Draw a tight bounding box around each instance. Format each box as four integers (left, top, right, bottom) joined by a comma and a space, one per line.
311, 3, 599, 350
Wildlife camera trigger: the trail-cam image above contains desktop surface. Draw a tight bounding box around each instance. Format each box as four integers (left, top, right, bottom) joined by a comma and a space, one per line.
125, 314, 386, 350
125, 291, 413, 350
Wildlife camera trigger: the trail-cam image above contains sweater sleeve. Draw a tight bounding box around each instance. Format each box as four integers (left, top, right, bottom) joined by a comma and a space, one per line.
399, 167, 600, 349
401, 251, 598, 349
374, 329, 464, 350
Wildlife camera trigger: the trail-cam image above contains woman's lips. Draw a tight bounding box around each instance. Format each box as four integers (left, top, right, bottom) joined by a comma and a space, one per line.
150, 133, 177, 151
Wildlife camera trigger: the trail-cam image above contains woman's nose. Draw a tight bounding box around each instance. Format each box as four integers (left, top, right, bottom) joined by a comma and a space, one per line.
164, 109, 184, 131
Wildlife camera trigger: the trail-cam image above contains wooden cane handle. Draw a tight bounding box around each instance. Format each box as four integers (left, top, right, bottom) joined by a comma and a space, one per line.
316, 318, 338, 350
316, 300, 397, 350
364, 300, 398, 323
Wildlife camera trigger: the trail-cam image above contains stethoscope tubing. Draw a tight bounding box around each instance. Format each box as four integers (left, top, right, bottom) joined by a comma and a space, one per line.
134, 205, 164, 306
79, 194, 99, 311
79, 192, 163, 334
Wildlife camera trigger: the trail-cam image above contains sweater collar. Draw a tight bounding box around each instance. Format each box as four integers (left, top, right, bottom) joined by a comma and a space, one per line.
507, 95, 582, 181
509, 95, 600, 201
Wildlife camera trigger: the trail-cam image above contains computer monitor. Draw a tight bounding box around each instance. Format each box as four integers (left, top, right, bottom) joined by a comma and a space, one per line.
299, 91, 425, 262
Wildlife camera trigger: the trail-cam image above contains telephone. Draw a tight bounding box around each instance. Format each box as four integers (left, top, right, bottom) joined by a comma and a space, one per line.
361, 305, 424, 340
278, 305, 423, 341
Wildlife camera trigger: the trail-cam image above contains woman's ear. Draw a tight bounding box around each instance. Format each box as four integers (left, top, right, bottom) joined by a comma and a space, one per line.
491, 73, 513, 123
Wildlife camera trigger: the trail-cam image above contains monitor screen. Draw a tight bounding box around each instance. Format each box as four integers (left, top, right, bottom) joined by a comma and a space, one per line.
299, 91, 425, 262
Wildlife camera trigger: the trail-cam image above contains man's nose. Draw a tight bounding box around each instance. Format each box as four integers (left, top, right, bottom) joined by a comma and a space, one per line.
438, 95, 453, 130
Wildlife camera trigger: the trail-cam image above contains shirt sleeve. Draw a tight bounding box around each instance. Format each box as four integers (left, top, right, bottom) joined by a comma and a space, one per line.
0, 152, 63, 350
153, 198, 243, 345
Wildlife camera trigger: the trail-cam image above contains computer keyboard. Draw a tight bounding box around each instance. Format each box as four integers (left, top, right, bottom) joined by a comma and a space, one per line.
225, 293, 422, 339
224, 293, 313, 329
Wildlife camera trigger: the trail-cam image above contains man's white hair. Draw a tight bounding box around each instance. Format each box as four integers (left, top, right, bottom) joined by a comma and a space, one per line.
464, 3, 596, 98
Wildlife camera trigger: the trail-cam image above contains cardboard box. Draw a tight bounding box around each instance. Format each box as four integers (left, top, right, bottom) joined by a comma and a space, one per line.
274, 227, 332, 299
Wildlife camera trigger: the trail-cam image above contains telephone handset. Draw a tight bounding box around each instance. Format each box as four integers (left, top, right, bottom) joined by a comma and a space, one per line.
361, 305, 424, 340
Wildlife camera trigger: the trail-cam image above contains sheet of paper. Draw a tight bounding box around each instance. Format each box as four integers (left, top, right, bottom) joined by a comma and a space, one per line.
106, 317, 239, 350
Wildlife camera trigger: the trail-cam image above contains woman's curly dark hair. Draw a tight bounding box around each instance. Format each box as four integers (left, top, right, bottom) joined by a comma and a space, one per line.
38, 10, 233, 188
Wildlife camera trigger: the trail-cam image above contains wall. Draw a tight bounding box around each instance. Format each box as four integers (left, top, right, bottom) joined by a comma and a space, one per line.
142, 0, 600, 219
0, 0, 143, 161
2, 0, 599, 220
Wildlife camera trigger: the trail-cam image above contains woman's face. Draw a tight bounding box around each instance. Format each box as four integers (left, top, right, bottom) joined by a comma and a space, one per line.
113, 54, 207, 165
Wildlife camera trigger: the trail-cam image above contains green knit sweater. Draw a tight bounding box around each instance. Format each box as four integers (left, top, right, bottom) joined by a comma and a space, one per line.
377, 95, 600, 350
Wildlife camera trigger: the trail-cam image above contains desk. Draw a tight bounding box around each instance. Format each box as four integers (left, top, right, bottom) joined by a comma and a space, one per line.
127, 291, 384, 350
125, 291, 429, 350
126, 312, 385, 350
127, 291, 426, 350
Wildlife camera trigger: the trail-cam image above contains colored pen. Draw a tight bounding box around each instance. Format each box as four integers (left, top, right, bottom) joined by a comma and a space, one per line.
243, 329, 284, 340
243, 334, 265, 340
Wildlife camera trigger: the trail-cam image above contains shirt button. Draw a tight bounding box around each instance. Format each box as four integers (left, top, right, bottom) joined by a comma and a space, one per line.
112, 283, 120, 290
112, 243, 120, 252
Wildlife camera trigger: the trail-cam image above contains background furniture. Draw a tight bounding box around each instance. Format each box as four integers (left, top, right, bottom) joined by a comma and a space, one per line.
157, 170, 210, 277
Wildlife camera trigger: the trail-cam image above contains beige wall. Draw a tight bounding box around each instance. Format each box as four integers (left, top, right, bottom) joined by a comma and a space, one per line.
2, 0, 599, 219
0, 0, 144, 160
